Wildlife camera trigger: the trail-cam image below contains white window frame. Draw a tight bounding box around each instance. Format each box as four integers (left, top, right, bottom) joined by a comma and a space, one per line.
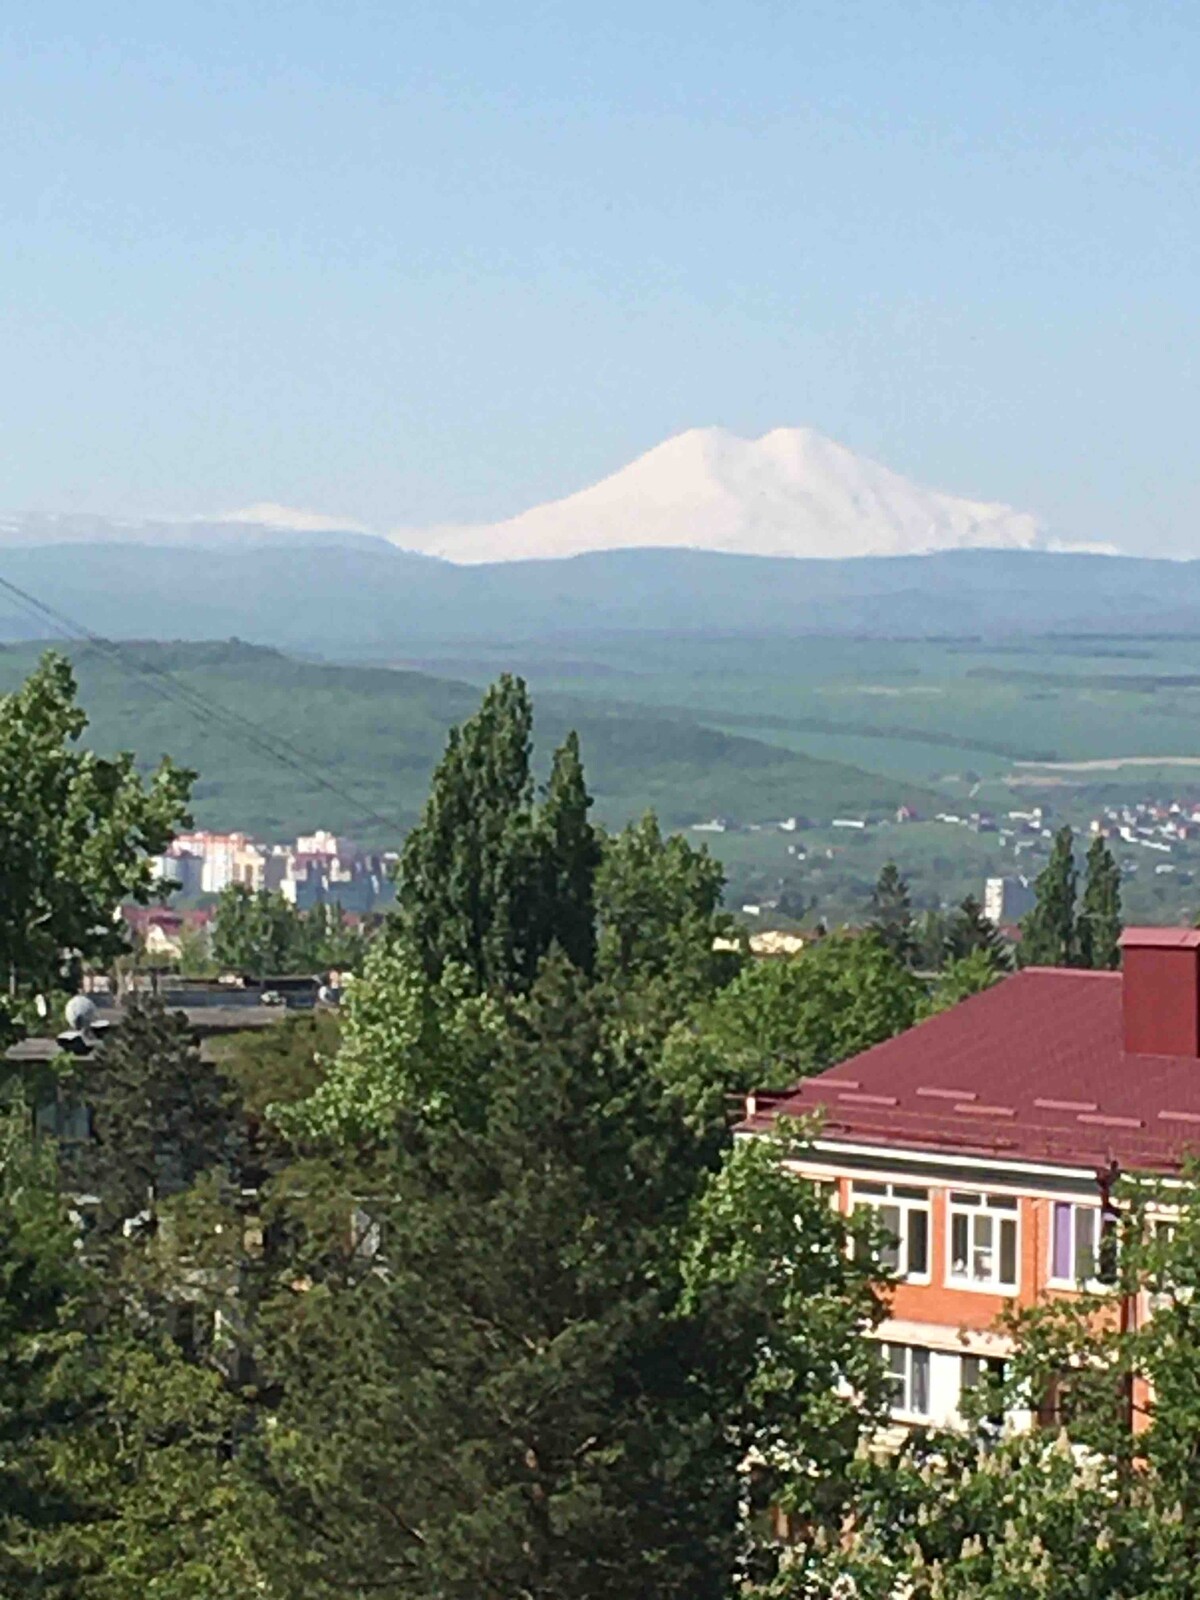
882, 1342, 931, 1420
946, 1190, 1020, 1293
851, 1180, 931, 1282
1048, 1200, 1102, 1290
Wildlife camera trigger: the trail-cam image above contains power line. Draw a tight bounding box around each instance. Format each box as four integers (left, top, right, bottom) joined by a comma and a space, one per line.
0, 571, 407, 836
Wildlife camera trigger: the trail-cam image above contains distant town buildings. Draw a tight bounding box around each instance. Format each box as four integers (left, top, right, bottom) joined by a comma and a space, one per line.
151, 830, 397, 913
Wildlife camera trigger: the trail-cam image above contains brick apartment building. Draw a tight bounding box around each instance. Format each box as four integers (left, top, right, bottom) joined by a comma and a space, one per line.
740, 928, 1200, 1429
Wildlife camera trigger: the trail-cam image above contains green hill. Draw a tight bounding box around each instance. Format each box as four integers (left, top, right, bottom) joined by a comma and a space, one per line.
0, 640, 935, 849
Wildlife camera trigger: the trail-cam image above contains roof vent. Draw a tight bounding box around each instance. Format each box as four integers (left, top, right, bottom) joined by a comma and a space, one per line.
1119, 928, 1200, 1057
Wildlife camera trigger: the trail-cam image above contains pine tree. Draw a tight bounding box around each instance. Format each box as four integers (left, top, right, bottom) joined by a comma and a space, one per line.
1019, 825, 1077, 967
0, 1111, 96, 1594
79, 996, 241, 1235
869, 861, 915, 967
944, 894, 1011, 971
1077, 833, 1123, 970
260, 959, 883, 1598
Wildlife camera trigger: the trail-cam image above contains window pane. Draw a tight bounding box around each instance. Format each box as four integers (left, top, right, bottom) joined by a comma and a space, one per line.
879, 1205, 902, 1272
999, 1218, 1017, 1285
961, 1354, 982, 1393
893, 1185, 928, 1202
950, 1191, 979, 1205
884, 1344, 906, 1408
987, 1194, 1018, 1211
1075, 1208, 1097, 1282
854, 1181, 887, 1197
907, 1209, 929, 1276
910, 1349, 930, 1415
1052, 1202, 1073, 1279
972, 1214, 994, 1280
951, 1214, 969, 1276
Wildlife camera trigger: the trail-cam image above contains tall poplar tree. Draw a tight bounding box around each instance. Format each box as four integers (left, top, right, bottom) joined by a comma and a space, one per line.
537, 730, 601, 975
1019, 825, 1077, 967
393, 675, 599, 992
1077, 833, 1123, 971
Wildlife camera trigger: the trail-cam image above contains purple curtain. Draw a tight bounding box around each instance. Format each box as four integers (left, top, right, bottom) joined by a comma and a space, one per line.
1052, 1202, 1073, 1279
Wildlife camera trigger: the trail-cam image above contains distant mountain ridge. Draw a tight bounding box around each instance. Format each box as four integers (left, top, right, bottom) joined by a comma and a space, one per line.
0, 542, 1194, 655
0, 511, 387, 553
413, 426, 1050, 562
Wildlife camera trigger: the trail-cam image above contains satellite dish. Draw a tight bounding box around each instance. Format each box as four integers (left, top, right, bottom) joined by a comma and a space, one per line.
64, 995, 97, 1032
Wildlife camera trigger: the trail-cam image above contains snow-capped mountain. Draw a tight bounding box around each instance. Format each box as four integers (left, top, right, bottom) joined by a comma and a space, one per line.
409, 426, 1046, 564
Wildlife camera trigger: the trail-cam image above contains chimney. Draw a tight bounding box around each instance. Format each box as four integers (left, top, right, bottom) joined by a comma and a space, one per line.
1120, 928, 1200, 1056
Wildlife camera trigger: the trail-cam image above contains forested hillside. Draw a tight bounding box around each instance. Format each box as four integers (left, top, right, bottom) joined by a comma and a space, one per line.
0, 640, 933, 845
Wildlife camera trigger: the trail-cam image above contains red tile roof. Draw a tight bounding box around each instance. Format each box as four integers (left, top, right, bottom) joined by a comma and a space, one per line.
742, 968, 1200, 1175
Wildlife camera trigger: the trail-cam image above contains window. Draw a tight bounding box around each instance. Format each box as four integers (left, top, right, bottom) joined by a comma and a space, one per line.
883, 1343, 931, 1418
948, 1191, 1018, 1291
959, 1354, 1007, 1424
852, 1181, 930, 1279
1049, 1202, 1099, 1286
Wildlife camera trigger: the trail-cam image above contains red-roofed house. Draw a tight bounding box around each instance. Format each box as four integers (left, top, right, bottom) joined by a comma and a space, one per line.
740, 928, 1200, 1430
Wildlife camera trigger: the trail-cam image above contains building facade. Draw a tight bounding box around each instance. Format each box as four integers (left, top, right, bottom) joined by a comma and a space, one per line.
741, 929, 1199, 1430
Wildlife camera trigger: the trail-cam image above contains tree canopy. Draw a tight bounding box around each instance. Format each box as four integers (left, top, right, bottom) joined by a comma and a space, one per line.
0, 652, 192, 1042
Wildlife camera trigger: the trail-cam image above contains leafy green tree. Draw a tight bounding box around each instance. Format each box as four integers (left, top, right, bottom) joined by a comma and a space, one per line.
769, 1428, 1178, 1598
0, 652, 193, 1043
1078, 832, 1123, 971
680, 1127, 888, 1550
751, 930, 920, 1072
923, 948, 1005, 1015
659, 933, 922, 1145
943, 894, 1010, 971
212, 885, 304, 976
273, 933, 502, 1144
595, 811, 732, 999
175, 920, 217, 976
1019, 824, 1077, 967
869, 860, 915, 966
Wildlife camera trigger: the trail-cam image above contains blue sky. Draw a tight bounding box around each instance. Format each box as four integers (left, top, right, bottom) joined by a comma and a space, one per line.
3, 1, 1198, 551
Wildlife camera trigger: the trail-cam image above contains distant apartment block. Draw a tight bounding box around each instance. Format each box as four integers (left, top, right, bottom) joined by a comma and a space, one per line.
983, 874, 1035, 926
152, 829, 397, 913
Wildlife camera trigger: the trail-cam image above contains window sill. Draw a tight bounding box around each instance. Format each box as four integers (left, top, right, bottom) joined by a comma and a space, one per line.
945, 1276, 1019, 1296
